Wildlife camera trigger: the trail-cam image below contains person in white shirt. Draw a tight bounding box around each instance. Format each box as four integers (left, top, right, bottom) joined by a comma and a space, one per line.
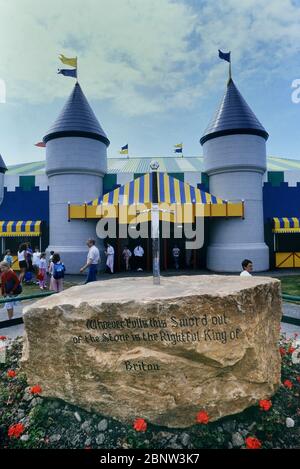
134, 244, 144, 271
240, 259, 253, 277
105, 243, 115, 273
17, 243, 28, 283
32, 246, 41, 282
80, 239, 100, 283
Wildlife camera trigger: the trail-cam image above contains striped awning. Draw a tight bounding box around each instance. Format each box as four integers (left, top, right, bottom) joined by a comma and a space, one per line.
69, 173, 244, 221
273, 217, 300, 233
0, 221, 42, 237
89, 173, 225, 206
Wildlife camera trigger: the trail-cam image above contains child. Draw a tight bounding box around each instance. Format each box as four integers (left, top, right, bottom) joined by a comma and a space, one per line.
38, 253, 47, 290
3, 250, 13, 267
49, 253, 65, 293
32, 247, 41, 283
0, 261, 22, 320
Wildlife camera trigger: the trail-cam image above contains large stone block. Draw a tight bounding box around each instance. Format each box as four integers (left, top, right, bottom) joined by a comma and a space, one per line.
21, 275, 282, 428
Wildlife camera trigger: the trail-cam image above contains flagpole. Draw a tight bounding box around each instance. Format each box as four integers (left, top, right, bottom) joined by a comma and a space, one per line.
76, 56, 78, 83
228, 53, 232, 84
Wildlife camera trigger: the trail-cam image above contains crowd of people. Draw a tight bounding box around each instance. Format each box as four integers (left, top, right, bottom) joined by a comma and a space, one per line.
0, 243, 65, 319
0, 237, 254, 321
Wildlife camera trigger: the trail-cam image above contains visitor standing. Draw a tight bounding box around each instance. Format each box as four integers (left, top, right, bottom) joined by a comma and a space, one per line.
240, 259, 253, 277
49, 253, 65, 293
172, 245, 180, 270
122, 245, 132, 271
26, 243, 33, 272
0, 261, 22, 320
38, 253, 47, 289
80, 239, 100, 283
17, 243, 27, 283
32, 247, 41, 282
134, 244, 144, 271
105, 243, 115, 273
3, 250, 13, 267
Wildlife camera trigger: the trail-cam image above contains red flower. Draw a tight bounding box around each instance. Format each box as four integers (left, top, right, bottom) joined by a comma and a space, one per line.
288, 346, 296, 354
29, 385, 42, 395
0, 335, 7, 341
8, 423, 25, 439
283, 379, 293, 389
245, 436, 262, 449
259, 399, 272, 411
133, 418, 147, 432
7, 370, 16, 378
196, 410, 210, 424
279, 347, 286, 356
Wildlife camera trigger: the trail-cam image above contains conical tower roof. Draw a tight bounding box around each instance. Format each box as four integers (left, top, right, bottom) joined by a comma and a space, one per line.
43, 82, 110, 146
0, 154, 7, 173
200, 79, 268, 145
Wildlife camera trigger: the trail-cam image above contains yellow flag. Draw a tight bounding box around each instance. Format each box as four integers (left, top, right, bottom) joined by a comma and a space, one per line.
59, 54, 77, 68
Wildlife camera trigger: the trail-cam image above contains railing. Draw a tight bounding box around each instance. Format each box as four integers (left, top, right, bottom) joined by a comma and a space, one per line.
0, 291, 56, 329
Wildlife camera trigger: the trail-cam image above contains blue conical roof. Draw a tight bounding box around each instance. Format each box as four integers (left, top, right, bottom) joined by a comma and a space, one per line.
44, 82, 110, 146
200, 79, 268, 145
0, 154, 7, 173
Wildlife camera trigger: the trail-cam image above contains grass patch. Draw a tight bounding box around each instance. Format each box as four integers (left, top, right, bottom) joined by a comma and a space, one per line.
278, 276, 300, 297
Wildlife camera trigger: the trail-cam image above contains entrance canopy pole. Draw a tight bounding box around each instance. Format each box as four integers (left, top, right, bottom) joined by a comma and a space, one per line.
150, 162, 160, 285
151, 203, 160, 285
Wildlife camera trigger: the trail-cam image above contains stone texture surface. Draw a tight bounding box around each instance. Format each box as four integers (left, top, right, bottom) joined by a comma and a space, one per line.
21, 275, 282, 428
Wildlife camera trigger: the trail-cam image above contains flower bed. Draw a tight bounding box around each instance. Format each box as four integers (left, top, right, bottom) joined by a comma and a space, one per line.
0, 334, 299, 449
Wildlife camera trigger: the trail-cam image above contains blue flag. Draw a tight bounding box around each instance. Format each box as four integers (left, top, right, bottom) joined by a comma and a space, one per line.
218, 50, 231, 63
58, 68, 77, 78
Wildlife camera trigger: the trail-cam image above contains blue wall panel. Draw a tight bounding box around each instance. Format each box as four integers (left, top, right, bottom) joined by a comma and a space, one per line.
0, 187, 49, 222
263, 182, 300, 220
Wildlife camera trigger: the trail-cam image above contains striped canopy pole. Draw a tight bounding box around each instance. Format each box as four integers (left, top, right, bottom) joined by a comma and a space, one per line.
150, 163, 160, 285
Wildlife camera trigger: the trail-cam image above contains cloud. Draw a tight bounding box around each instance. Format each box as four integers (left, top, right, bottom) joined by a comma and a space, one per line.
0, 0, 300, 116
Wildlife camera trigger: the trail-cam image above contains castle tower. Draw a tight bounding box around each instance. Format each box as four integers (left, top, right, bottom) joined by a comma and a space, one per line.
0, 154, 7, 206
43, 82, 109, 273
200, 78, 269, 272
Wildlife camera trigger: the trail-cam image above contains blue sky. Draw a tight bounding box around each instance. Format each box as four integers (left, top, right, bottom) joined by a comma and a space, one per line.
0, 0, 300, 166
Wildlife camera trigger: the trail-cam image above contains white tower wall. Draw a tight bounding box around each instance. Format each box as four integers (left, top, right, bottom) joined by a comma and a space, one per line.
46, 137, 107, 273
203, 134, 269, 272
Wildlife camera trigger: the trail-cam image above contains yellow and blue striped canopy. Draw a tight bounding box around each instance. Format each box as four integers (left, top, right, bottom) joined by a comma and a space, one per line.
88, 173, 225, 206
0, 221, 42, 237
273, 217, 300, 233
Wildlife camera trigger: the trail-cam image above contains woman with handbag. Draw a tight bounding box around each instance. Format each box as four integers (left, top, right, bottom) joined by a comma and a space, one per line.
0, 261, 22, 319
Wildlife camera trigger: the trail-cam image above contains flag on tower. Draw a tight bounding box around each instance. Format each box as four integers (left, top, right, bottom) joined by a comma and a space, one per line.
174, 143, 183, 154
59, 54, 77, 68
218, 50, 231, 63
34, 141, 46, 148
120, 144, 129, 155
58, 68, 77, 78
